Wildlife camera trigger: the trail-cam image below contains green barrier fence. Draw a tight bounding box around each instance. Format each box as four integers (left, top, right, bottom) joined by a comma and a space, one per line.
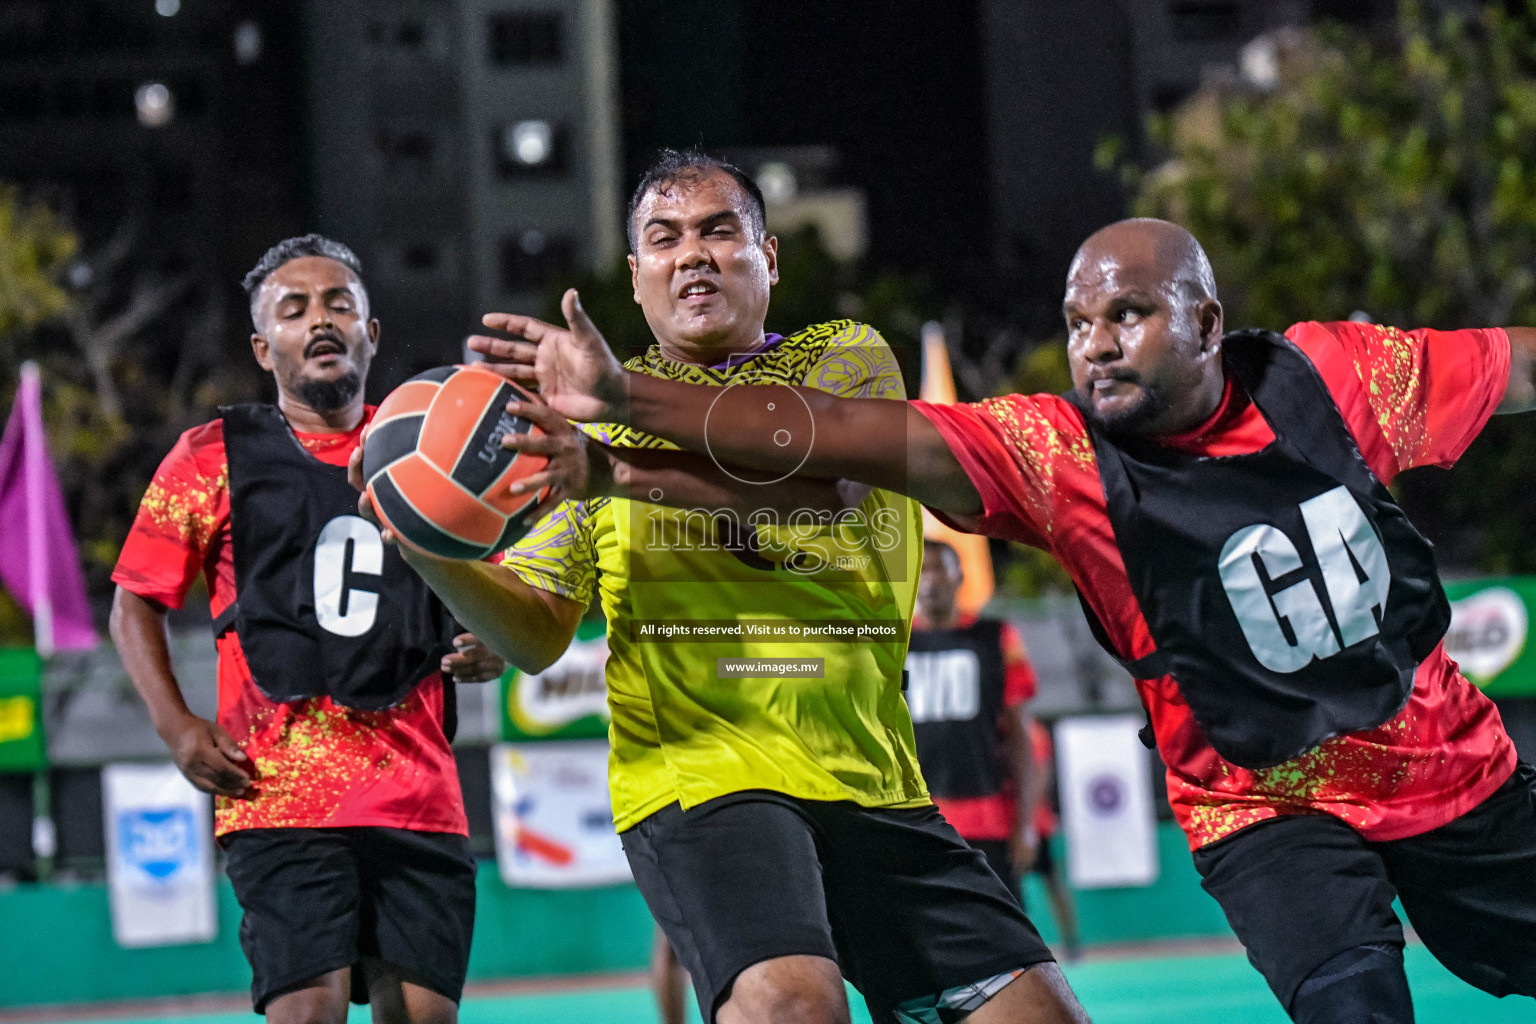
0, 823, 1225, 1010
0, 871, 656, 1008
0, 647, 44, 771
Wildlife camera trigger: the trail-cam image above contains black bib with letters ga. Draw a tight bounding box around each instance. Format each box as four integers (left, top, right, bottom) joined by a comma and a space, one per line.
905, 619, 1010, 799
1065, 330, 1450, 770
215, 404, 456, 712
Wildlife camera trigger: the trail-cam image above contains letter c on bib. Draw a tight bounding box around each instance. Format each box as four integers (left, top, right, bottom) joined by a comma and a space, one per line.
314, 515, 384, 637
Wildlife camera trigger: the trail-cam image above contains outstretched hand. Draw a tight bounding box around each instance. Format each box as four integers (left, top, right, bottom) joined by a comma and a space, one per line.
499, 395, 616, 522
468, 288, 630, 424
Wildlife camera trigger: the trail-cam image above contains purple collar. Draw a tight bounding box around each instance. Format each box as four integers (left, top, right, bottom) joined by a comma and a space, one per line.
706, 333, 784, 371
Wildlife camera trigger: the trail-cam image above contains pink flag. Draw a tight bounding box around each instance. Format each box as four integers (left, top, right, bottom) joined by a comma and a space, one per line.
0, 362, 97, 655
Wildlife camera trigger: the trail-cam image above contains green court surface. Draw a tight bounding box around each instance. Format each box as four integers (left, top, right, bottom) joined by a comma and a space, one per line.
12, 944, 1529, 1024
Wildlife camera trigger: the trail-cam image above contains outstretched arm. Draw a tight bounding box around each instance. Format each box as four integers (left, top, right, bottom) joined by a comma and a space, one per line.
604, 444, 870, 517
1500, 328, 1536, 413
622, 374, 982, 517
470, 290, 984, 518
397, 556, 582, 675
498, 397, 870, 518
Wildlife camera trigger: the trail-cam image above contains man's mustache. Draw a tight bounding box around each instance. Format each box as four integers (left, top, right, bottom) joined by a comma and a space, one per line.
304, 332, 347, 359
1082, 368, 1142, 392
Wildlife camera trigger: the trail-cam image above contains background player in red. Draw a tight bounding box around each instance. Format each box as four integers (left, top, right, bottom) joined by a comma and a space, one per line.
493, 217, 1536, 1023
907, 539, 1042, 901
110, 236, 509, 1024
908, 538, 1082, 962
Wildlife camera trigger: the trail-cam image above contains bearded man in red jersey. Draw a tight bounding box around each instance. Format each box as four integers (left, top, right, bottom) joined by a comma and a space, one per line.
111, 236, 514, 1024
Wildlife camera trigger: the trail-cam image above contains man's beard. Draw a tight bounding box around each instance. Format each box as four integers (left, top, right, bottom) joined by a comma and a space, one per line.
1082, 376, 1171, 438
286, 367, 363, 411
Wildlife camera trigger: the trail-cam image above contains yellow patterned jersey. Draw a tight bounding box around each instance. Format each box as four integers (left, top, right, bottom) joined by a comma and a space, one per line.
502, 320, 928, 829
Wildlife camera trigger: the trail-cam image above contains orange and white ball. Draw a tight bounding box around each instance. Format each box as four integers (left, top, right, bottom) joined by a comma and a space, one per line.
362, 364, 551, 559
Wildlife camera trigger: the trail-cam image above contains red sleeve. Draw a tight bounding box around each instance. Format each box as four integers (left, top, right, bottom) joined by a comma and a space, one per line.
912, 394, 1091, 549
999, 621, 1037, 707
1285, 321, 1510, 484
1028, 718, 1053, 766
111, 421, 229, 610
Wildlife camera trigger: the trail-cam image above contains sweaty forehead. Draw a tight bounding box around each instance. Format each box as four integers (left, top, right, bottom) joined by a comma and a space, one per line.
1064, 248, 1171, 306
635, 170, 752, 225
261, 256, 361, 300
1065, 221, 1211, 305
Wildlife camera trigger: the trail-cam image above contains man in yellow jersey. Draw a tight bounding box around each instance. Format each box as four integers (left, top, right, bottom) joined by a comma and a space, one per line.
358, 151, 1089, 1024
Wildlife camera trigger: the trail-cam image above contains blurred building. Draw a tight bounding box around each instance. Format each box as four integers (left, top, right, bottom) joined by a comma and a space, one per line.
0, 0, 306, 379
725, 146, 867, 262
304, 0, 622, 395
0, 0, 624, 400
732, 2, 990, 300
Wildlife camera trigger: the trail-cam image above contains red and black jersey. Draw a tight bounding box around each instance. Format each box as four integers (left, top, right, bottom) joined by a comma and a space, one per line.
1064, 331, 1450, 770
112, 409, 469, 838
915, 321, 1517, 850
907, 614, 1038, 841
216, 403, 458, 712
907, 618, 1009, 799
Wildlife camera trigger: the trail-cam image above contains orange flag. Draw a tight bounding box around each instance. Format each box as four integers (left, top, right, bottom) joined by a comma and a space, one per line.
918, 323, 994, 614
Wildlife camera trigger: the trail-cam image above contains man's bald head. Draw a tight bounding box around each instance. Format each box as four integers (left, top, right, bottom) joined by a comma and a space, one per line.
1062, 219, 1227, 437
1069, 218, 1217, 304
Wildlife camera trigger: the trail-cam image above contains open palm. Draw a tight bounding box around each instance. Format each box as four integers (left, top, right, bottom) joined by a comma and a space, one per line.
468, 289, 628, 424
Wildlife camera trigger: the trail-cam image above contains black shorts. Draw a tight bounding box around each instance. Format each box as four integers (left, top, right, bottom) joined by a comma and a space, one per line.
621, 791, 1053, 1023
970, 837, 1058, 915
222, 827, 477, 1012
1193, 762, 1536, 1011
969, 839, 1021, 903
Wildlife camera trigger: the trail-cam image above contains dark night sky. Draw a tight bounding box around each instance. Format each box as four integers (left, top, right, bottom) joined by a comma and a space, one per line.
740, 2, 990, 289
618, 0, 990, 295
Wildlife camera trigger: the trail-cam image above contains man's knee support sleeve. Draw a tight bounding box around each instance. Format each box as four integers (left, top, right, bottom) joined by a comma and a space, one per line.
1288, 944, 1413, 1024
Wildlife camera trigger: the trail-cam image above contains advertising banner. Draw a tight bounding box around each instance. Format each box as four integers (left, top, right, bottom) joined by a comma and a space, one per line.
500, 620, 610, 741
102, 762, 217, 948
489, 740, 630, 888
1444, 577, 1536, 697
0, 648, 44, 771
1056, 714, 1159, 889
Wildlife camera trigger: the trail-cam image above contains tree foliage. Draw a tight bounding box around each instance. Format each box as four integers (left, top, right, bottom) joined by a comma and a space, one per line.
0, 185, 74, 342
1113, 1, 1536, 573
1125, 2, 1536, 330
1, 190, 234, 616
